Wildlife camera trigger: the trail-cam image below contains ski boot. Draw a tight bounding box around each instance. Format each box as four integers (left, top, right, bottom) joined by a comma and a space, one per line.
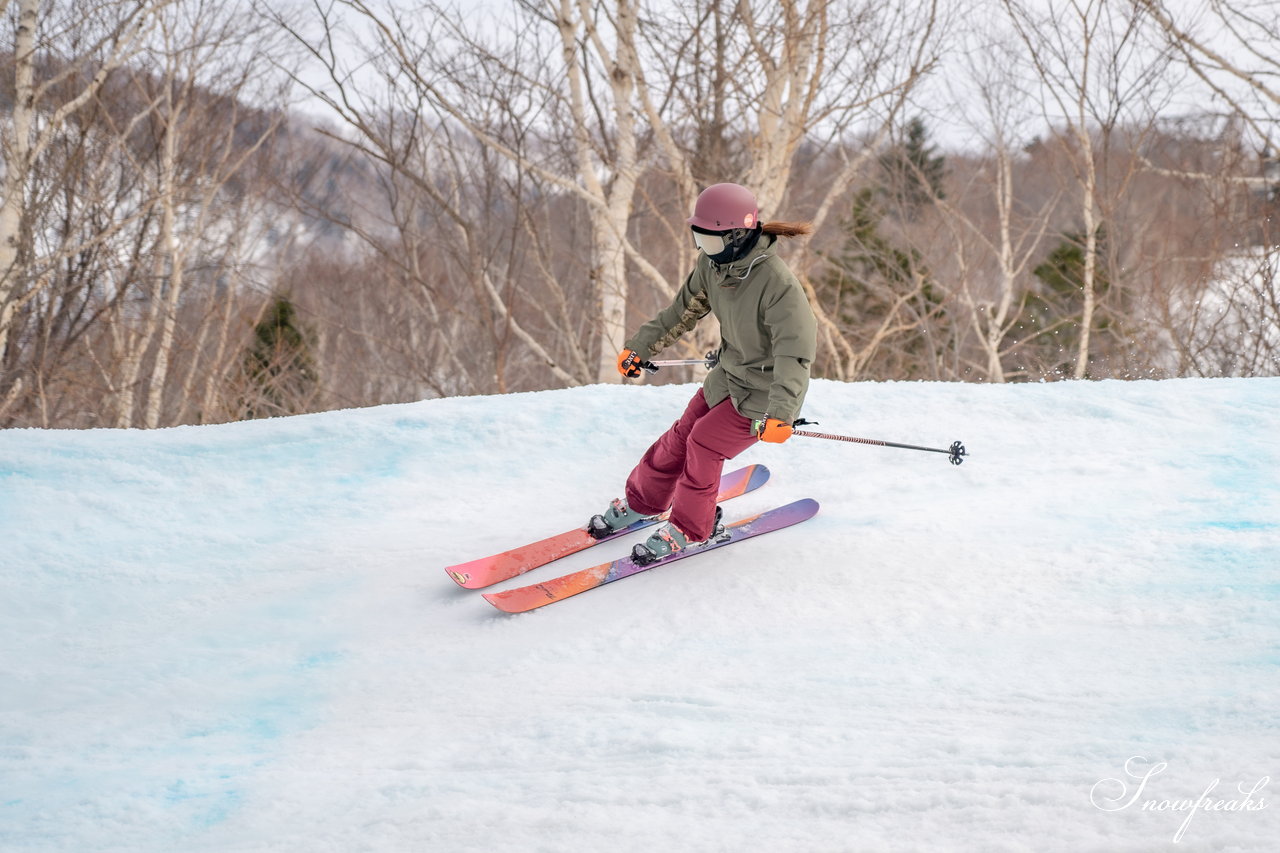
631, 507, 724, 565
587, 498, 658, 541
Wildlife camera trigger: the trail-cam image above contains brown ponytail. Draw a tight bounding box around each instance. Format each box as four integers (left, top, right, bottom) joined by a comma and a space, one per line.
761, 220, 814, 238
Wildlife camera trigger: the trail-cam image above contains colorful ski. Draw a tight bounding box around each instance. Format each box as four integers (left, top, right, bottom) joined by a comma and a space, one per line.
482, 498, 819, 613
445, 464, 771, 589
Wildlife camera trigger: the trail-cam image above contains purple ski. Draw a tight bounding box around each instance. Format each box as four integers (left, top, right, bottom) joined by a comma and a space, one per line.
483, 499, 819, 613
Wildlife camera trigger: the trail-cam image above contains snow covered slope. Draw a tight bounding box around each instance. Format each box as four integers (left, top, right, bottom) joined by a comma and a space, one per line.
2, 378, 1278, 852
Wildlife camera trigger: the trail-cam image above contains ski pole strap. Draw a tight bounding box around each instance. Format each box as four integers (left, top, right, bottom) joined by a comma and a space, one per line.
790, 424, 968, 465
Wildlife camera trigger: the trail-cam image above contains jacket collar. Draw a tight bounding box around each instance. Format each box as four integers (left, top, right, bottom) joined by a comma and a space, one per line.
712, 233, 775, 281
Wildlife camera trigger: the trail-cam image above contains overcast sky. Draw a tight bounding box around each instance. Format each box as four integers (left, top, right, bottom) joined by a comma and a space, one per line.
284, 0, 1270, 156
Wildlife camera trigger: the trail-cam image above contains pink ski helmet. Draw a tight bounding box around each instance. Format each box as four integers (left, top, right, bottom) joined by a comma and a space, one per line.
687, 183, 759, 232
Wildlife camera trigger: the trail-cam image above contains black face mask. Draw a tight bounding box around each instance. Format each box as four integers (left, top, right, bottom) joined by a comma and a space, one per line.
693, 225, 763, 265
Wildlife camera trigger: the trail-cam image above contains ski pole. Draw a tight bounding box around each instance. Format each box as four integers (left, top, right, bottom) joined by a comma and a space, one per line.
642, 351, 720, 373
790, 419, 968, 465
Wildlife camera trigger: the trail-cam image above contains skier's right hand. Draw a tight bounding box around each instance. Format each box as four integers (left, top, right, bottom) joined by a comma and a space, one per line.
617, 348, 645, 378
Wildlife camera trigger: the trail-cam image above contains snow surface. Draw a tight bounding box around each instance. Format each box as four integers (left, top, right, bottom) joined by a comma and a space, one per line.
2, 378, 1278, 852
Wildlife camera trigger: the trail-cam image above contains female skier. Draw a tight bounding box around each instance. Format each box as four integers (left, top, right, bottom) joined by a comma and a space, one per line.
588, 182, 818, 564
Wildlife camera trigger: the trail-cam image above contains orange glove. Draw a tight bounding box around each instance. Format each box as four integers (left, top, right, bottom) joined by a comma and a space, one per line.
617, 348, 645, 378
753, 417, 793, 443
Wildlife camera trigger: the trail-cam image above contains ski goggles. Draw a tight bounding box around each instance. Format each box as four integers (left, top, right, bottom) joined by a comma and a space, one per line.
691, 228, 728, 256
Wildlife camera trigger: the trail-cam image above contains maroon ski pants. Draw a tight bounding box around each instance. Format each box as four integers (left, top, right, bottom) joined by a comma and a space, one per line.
624, 388, 760, 542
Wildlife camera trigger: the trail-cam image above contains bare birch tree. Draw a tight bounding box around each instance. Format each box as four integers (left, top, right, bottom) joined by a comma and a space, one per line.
276, 0, 943, 389
1002, 0, 1174, 378
275, 0, 651, 385
0, 0, 175, 417
1121, 2, 1280, 377
930, 33, 1059, 381
113, 0, 288, 428
637, 0, 944, 380
0, 0, 299, 428
1132, 0, 1280, 152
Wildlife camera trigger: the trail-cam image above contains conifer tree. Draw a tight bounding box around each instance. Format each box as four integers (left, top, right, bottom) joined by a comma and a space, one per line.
816, 188, 948, 379
241, 295, 318, 418
1008, 230, 1113, 378
879, 116, 947, 218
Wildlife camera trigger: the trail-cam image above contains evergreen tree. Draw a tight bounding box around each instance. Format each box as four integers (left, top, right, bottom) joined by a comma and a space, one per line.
816, 188, 948, 379
241, 294, 319, 418
879, 116, 947, 218
1008, 230, 1113, 379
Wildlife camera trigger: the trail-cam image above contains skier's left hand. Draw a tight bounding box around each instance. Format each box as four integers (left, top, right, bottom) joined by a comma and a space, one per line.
753, 417, 793, 443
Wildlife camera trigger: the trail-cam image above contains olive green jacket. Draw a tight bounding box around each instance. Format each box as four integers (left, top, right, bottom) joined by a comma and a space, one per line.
625, 234, 817, 423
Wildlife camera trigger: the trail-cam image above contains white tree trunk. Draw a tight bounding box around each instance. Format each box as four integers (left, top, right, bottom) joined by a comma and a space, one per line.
1075, 156, 1098, 379
558, 0, 641, 383
143, 114, 183, 429
0, 0, 38, 360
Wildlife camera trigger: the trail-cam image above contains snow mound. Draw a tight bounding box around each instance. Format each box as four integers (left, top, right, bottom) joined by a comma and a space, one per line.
2, 378, 1278, 851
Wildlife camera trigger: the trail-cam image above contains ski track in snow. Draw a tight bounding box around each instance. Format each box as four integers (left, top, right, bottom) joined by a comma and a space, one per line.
1, 378, 1278, 852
